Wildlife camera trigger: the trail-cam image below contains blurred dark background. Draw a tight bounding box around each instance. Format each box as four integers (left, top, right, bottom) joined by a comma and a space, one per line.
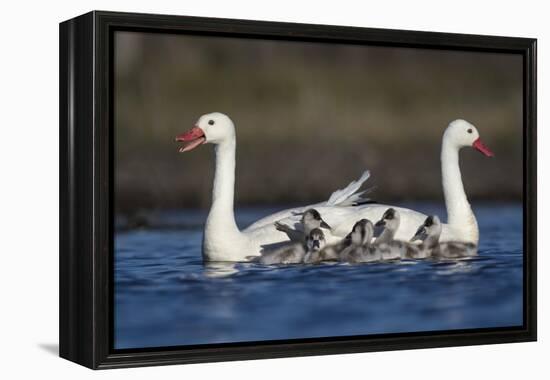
114, 31, 522, 214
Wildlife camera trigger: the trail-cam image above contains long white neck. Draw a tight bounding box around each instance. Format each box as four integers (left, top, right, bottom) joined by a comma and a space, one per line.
203, 138, 243, 254
441, 139, 478, 242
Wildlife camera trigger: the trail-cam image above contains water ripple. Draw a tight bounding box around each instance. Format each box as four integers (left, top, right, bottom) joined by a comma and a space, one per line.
114, 204, 524, 349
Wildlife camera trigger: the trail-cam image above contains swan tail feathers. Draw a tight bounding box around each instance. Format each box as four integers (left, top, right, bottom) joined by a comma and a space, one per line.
326, 170, 373, 206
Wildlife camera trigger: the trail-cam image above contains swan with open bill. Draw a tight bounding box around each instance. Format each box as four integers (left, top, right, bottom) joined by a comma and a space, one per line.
176, 113, 492, 262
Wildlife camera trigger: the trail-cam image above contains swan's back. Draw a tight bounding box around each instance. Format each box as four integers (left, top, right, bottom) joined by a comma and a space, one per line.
331, 204, 428, 241
244, 171, 372, 232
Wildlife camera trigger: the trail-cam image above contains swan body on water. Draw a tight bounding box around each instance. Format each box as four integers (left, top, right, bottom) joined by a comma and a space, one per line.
319, 119, 493, 245
176, 113, 372, 262
176, 113, 492, 262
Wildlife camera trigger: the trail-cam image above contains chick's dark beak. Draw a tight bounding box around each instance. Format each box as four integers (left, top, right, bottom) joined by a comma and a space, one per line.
411, 226, 426, 242
375, 219, 386, 227
320, 220, 332, 230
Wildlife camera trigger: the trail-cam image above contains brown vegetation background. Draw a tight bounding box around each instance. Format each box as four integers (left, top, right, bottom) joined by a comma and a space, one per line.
115, 31, 523, 213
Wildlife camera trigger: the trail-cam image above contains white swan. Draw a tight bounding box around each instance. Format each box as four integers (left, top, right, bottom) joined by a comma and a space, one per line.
176, 113, 492, 261
176, 112, 371, 262
274, 118, 494, 245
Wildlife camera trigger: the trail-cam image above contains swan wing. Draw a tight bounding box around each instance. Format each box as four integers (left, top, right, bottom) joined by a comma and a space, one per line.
244, 207, 312, 232
244, 170, 372, 231
326, 170, 372, 206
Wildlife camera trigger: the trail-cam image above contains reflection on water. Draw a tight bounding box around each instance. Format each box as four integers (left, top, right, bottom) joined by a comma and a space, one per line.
204, 262, 240, 278
114, 203, 523, 349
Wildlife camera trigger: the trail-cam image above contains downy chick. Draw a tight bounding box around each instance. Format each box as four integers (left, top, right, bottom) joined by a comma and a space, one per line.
374, 208, 400, 244
260, 228, 326, 265
305, 229, 353, 264
374, 208, 420, 260
411, 215, 477, 258
338, 219, 379, 263
275, 208, 331, 243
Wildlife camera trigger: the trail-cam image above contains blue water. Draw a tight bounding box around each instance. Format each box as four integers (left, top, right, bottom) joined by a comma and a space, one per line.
114, 203, 523, 349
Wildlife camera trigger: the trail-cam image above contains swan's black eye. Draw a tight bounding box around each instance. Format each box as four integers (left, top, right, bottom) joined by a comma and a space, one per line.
467, 128, 473, 134
208, 119, 215, 125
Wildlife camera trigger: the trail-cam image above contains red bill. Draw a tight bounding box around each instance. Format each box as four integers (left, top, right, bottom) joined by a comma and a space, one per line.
175, 127, 206, 152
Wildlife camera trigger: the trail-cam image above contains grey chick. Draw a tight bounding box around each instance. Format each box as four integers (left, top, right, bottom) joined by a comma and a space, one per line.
373, 208, 400, 244
260, 228, 326, 265
338, 219, 379, 263
275, 208, 331, 243
305, 230, 353, 264
373, 208, 420, 260
411, 215, 477, 258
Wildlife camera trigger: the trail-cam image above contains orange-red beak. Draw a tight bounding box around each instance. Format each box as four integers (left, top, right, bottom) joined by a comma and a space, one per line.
175, 127, 206, 152
472, 138, 494, 157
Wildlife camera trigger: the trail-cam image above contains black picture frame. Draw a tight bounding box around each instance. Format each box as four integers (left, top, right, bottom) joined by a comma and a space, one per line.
59, 10, 537, 369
